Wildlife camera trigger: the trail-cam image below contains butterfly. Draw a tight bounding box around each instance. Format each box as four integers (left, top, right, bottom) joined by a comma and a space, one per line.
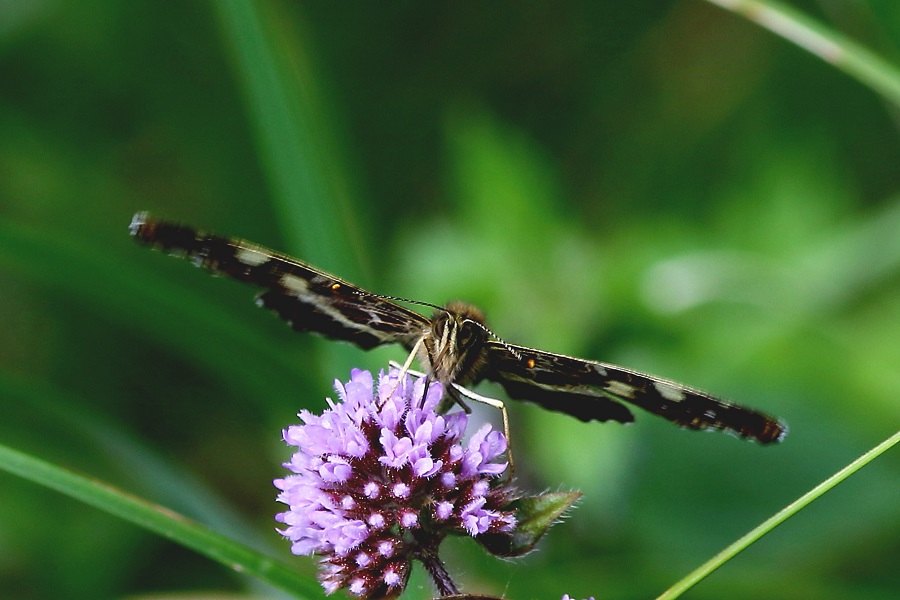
130, 212, 787, 444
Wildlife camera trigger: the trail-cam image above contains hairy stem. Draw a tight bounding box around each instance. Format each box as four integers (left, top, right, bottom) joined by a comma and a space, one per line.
418, 547, 459, 596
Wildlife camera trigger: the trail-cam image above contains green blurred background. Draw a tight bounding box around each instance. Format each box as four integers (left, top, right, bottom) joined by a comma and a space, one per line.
1, 1, 899, 599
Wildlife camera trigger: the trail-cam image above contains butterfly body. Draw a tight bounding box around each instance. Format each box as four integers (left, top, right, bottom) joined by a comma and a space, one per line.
130, 212, 787, 444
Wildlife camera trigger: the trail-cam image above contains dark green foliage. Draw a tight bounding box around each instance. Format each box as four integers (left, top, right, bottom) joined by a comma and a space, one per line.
1, 2, 898, 599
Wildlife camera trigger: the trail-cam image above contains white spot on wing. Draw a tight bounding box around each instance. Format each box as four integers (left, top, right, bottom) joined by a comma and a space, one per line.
129, 212, 147, 236
236, 246, 270, 267
653, 381, 686, 402
605, 380, 636, 398
281, 274, 309, 295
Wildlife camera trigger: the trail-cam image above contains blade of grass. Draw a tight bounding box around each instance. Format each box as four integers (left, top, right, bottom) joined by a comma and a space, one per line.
657, 429, 900, 599
705, 0, 900, 108
0, 369, 274, 554
214, 0, 369, 379
0, 441, 320, 599
213, 0, 364, 274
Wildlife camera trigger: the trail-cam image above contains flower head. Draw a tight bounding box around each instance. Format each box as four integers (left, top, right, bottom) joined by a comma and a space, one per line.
275, 368, 516, 599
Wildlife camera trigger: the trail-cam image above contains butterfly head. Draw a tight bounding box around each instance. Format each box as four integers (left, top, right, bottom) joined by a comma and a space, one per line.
425, 301, 490, 386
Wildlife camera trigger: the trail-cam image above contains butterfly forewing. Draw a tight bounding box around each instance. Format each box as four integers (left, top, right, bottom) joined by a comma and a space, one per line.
484, 341, 787, 444
130, 213, 428, 351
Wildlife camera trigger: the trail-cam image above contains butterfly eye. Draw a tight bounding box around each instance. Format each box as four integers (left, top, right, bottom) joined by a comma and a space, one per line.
433, 319, 446, 338
457, 321, 480, 348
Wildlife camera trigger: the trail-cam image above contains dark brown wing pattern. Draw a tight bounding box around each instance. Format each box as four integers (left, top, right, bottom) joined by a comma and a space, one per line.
483, 341, 787, 444
131, 212, 787, 444
130, 212, 428, 351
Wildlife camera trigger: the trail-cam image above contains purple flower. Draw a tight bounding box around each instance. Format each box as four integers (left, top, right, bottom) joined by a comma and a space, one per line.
275, 368, 516, 599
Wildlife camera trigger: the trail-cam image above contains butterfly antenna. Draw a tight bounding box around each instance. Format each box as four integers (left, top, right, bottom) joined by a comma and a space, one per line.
357, 289, 523, 360
353, 291, 445, 313
469, 320, 522, 361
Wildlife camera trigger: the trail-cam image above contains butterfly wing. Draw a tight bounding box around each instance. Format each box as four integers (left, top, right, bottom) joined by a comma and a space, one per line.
130, 213, 429, 350
483, 341, 787, 444
131, 213, 787, 444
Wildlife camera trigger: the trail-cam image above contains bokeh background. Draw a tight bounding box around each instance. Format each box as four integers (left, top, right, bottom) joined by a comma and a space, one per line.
2, 1, 899, 599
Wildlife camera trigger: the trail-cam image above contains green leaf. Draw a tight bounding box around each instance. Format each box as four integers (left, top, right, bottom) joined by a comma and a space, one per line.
0, 442, 320, 599
476, 491, 581, 557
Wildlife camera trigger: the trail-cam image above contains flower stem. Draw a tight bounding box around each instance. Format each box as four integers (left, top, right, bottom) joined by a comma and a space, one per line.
418, 546, 459, 596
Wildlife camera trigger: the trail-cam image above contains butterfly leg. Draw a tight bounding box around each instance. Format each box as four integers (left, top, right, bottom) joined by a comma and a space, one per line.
395, 337, 423, 381
449, 383, 514, 477
389, 361, 515, 476
383, 338, 425, 406
387, 358, 471, 412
